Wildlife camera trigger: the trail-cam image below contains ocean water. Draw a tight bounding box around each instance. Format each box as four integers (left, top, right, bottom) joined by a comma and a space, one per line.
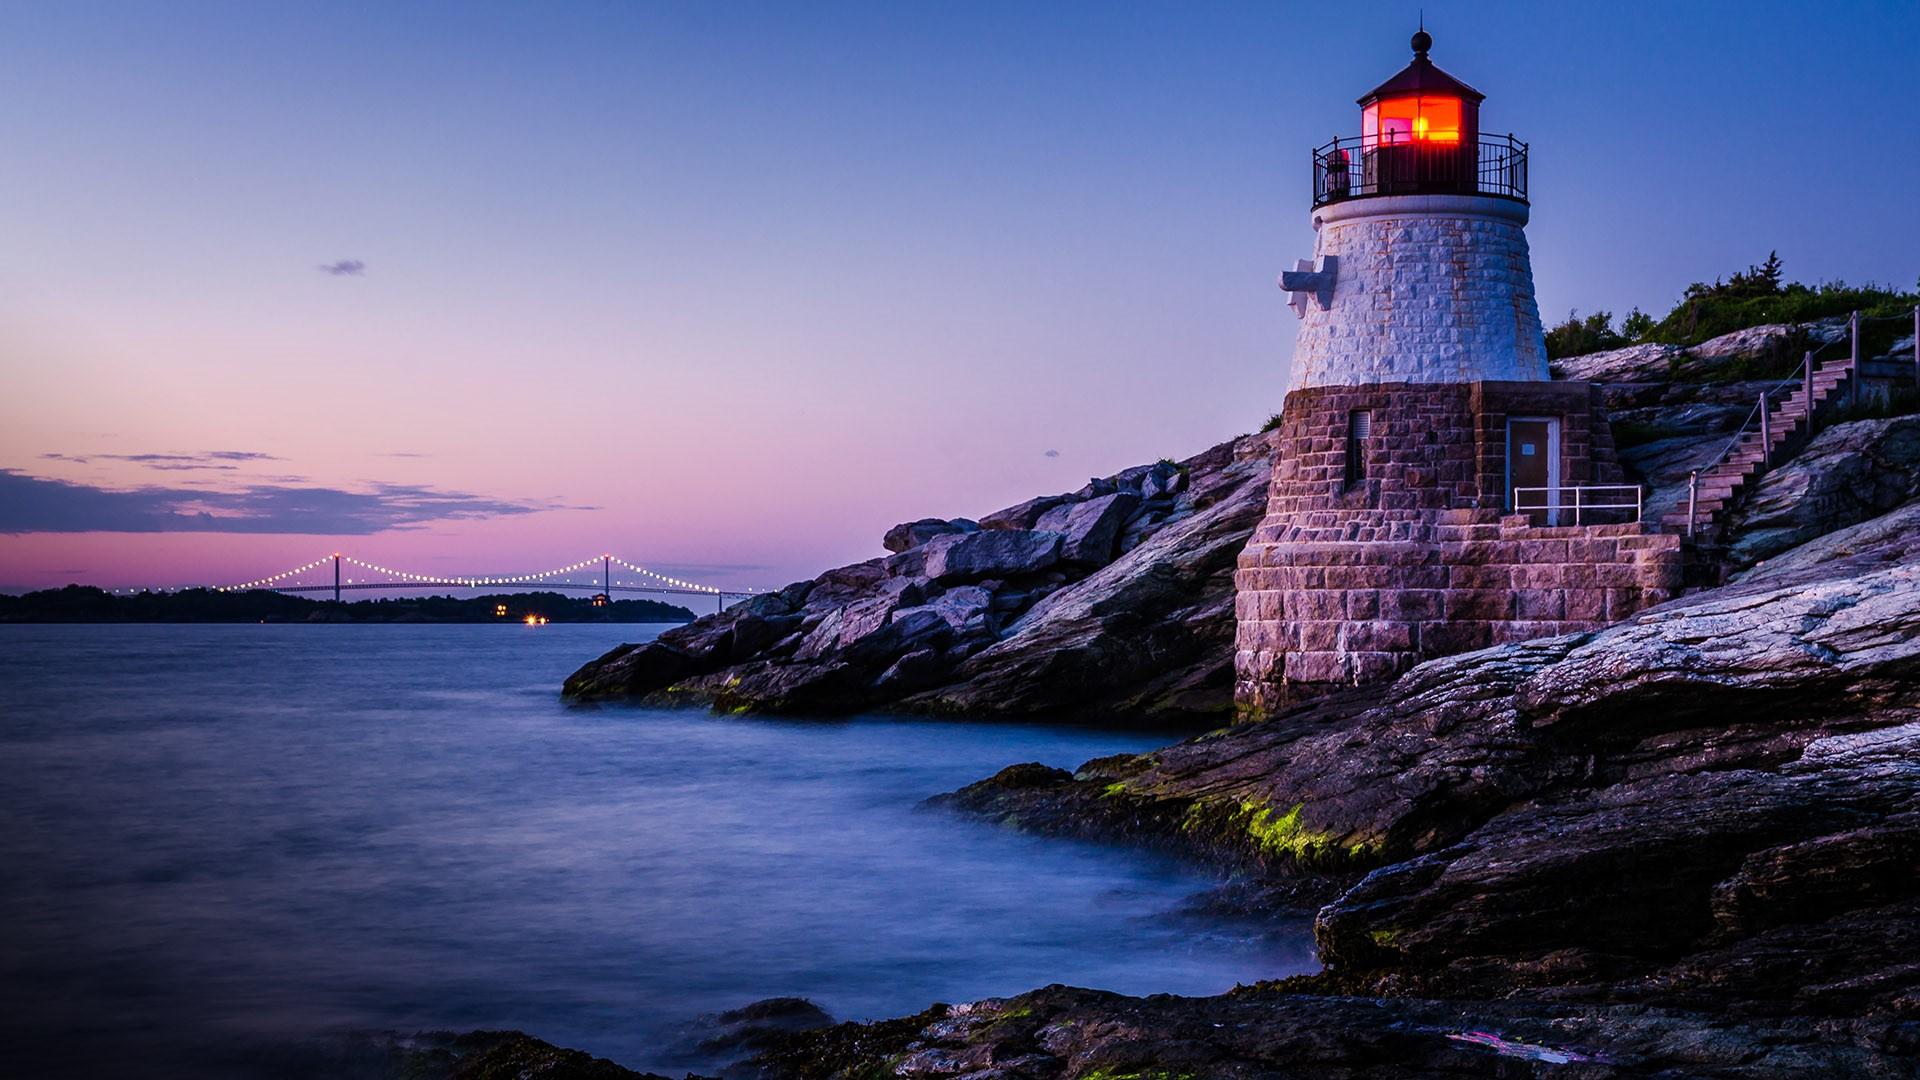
0, 624, 1311, 1077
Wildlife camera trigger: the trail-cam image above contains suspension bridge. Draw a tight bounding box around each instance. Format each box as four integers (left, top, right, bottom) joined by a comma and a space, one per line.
216, 553, 763, 612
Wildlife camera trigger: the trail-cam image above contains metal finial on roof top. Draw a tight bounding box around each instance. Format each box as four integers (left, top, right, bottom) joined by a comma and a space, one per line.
1411, 26, 1432, 59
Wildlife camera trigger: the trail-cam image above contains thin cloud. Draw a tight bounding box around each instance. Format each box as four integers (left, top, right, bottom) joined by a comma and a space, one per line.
40, 450, 283, 472
319, 259, 366, 276
0, 469, 562, 535
379, 452, 431, 459
1043, 449, 1061, 458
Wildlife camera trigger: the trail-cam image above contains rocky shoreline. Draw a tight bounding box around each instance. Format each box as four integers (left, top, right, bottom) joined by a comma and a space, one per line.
563, 436, 1276, 725
535, 322, 1920, 1078
382, 560, 1920, 1075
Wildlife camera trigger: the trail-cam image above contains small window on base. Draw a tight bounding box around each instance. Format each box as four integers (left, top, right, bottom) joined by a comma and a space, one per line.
1345, 410, 1371, 489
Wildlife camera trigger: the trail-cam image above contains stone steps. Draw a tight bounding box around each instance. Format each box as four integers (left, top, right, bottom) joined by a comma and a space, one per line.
1661, 357, 1856, 534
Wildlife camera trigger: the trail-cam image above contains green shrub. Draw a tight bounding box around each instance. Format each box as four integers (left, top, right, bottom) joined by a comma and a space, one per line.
1546, 307, 1655, 359
1545, 309, 1627, 359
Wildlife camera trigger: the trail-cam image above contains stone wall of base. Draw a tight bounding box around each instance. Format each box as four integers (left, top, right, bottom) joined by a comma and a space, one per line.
1235, 512, 1682, 711
1233, 379, 1682, 714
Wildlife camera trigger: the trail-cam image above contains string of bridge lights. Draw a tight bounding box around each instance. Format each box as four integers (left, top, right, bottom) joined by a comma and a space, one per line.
216, 553, 757, 596
340, 553, 621, 589
611, 555, 729, 595
218, 557, 340, 592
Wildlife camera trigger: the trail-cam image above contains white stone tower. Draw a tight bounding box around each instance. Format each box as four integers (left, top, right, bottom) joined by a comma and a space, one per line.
1288, 194, 1547, 388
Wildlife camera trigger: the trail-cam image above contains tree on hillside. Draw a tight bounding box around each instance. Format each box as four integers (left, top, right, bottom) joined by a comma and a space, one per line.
1544, 309, 1627, 360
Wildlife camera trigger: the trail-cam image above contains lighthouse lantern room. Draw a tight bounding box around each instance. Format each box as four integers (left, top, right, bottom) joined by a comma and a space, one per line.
1314, 29, 1526, 208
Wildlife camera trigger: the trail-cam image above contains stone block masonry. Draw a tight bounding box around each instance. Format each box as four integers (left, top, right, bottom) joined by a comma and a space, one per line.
1236, 514, 1682, 709
1235, 381, 1683, 713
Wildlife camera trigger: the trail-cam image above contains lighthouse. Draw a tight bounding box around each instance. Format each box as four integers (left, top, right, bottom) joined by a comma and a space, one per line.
1234, 29, 1684, 713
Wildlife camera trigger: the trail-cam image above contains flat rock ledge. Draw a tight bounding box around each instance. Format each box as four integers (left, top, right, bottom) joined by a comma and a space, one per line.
1549, 318, 1850, 383
754, 986, 1918, 1079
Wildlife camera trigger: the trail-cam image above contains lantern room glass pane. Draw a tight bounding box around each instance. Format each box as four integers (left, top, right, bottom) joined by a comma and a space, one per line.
1368, 96, 1462, 145
1416, 96, 1462, 143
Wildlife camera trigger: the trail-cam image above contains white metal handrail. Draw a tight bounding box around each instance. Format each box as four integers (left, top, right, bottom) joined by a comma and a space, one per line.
1511, 484, 1644, 527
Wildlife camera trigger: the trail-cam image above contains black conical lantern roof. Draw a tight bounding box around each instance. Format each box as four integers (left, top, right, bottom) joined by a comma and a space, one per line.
1358, 29, 1484, 106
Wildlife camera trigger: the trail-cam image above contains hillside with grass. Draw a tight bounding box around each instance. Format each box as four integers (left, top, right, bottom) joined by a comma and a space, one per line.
1545, 251, 1917, 358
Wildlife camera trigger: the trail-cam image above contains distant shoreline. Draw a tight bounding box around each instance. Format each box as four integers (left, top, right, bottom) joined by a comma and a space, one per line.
0, 585, 697, 625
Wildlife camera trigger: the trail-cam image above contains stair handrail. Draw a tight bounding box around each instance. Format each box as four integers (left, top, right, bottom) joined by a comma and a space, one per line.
1696, 332, 1849, 478
1683, 321, 1856, 537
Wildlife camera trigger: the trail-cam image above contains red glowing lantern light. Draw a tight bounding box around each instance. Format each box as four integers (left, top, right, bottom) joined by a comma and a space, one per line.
1363, 95, 1464, 147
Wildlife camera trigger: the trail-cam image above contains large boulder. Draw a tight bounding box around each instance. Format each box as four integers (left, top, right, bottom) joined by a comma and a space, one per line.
920, 529, 1062, 582
891, 584, 993, 633
1139, 460, 1187, 500
1689, 319, 1850, 364
560, 639, 698, 698
1033, 491, 1139, 565
791, 590, 910, 661
801, 560, 889, 609
882, 517, 977, 553
978, 493, 1075, 531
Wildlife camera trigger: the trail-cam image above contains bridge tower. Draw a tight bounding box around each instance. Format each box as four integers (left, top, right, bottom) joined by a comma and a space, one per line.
1233, 28, 1684, 713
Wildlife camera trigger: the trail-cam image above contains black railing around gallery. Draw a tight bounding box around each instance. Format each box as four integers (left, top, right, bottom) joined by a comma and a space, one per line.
1313, 133, 1528, 208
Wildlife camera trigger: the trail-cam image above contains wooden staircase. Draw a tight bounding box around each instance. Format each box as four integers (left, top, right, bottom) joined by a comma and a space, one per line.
1659, 350, 1858, 535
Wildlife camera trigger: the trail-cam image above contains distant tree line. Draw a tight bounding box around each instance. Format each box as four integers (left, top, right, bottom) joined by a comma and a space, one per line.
0, 586, 697, 624
1545, 253, 1920, 359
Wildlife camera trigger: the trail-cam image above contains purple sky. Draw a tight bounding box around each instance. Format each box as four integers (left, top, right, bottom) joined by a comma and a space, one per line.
3, 1, 1916, 593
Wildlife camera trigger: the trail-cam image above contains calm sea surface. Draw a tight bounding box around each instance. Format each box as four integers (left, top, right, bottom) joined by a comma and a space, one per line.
0, 624, 1310, 1077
